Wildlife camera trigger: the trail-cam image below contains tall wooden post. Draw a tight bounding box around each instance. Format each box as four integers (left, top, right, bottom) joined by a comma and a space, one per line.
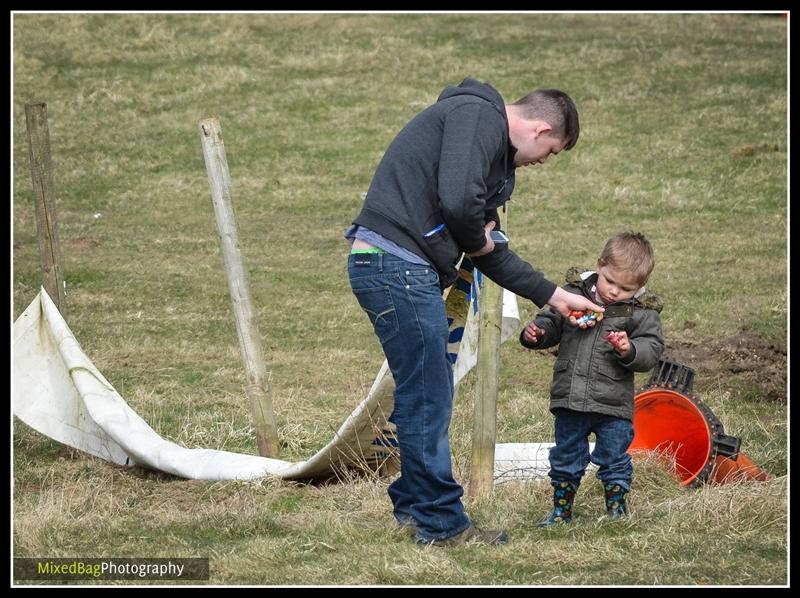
467, 210, 508, 498
198, 117, 280, 458
468, 271, 502, 497
25, 102, 67, 318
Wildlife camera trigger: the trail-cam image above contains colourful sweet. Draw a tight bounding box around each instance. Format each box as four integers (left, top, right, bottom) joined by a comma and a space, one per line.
570, 309, 604, 325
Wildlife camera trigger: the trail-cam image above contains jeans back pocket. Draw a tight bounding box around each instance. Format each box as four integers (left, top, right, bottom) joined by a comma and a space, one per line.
353, 286, 399, 345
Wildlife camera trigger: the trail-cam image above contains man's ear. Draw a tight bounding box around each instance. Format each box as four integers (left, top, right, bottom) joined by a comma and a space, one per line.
533, 121, 553, 138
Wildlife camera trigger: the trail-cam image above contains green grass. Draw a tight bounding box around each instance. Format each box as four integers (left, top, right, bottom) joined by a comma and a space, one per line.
13, 13, 786, 586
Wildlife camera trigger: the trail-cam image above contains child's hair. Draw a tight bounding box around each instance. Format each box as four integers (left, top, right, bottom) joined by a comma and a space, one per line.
597, 231, 655, 285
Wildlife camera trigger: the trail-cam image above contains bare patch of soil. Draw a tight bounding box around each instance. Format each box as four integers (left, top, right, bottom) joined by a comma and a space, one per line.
662, 330, 786, 403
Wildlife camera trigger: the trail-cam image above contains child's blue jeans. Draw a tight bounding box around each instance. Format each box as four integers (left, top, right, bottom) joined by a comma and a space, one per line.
548, 407, 634, 490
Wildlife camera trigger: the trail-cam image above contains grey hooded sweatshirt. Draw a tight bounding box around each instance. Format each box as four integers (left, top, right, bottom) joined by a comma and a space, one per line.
350, 77, 557, 306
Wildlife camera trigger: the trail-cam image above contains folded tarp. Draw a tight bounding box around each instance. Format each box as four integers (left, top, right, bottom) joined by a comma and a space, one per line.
13, 263, 528, 482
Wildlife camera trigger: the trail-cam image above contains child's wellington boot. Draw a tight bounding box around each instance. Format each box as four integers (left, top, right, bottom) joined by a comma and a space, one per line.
603, 482, 629, 519
538, 481, 577, 528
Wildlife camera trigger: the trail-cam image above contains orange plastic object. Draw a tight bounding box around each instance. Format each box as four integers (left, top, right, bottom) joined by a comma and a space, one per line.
709, 453, 770, 484
629, 388, 769, 486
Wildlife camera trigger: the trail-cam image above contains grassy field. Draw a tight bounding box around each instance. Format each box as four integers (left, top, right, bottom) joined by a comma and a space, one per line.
12, 13, 787, 586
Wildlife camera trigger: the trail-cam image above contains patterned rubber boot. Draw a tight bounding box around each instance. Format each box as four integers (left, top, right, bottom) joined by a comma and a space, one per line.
538, 481, 577, 528
603, 482, 629, 519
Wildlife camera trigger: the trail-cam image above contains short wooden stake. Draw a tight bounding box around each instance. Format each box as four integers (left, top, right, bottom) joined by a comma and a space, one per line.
25, 101, 67, 318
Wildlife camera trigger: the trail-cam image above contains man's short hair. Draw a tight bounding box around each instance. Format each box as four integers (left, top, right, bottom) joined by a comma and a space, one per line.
511, 89, 580, 150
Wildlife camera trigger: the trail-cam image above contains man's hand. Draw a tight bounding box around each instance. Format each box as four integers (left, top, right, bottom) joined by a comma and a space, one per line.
467, 221, 497, 257
548, 287, 604, 328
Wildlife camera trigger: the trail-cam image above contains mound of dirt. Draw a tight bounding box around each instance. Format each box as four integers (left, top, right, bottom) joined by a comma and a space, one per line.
661, 330, 786, 403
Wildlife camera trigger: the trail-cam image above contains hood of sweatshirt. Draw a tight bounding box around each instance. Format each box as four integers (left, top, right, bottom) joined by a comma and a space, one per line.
437, 77, 507, 117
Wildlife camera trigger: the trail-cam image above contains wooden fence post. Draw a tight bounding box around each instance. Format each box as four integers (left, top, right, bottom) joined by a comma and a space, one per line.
198, 117, 280, 458
25, 101, 67, 318
467, 209, 508, 498
468, 271, 502, 498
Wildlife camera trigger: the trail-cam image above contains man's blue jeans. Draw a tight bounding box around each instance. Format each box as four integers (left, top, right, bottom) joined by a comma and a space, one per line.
347, 252, 471, 541
549, 408, 634, 490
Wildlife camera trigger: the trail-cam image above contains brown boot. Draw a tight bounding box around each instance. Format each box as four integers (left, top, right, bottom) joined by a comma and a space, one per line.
416, 524, 508, 547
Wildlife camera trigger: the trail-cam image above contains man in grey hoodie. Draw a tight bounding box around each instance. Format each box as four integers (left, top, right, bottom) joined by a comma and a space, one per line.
345, 77, 602, 547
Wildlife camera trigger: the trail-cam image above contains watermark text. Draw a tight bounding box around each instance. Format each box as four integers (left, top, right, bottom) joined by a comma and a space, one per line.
14, 558, 209, 581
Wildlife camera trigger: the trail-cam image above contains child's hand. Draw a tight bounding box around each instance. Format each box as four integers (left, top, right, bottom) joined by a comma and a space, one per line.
605, 331, 630, 356
522, 322, 546, 345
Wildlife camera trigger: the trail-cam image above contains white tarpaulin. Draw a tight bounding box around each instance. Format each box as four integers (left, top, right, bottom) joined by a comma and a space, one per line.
493, 442, 596, 484
14, 265, 553, 482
